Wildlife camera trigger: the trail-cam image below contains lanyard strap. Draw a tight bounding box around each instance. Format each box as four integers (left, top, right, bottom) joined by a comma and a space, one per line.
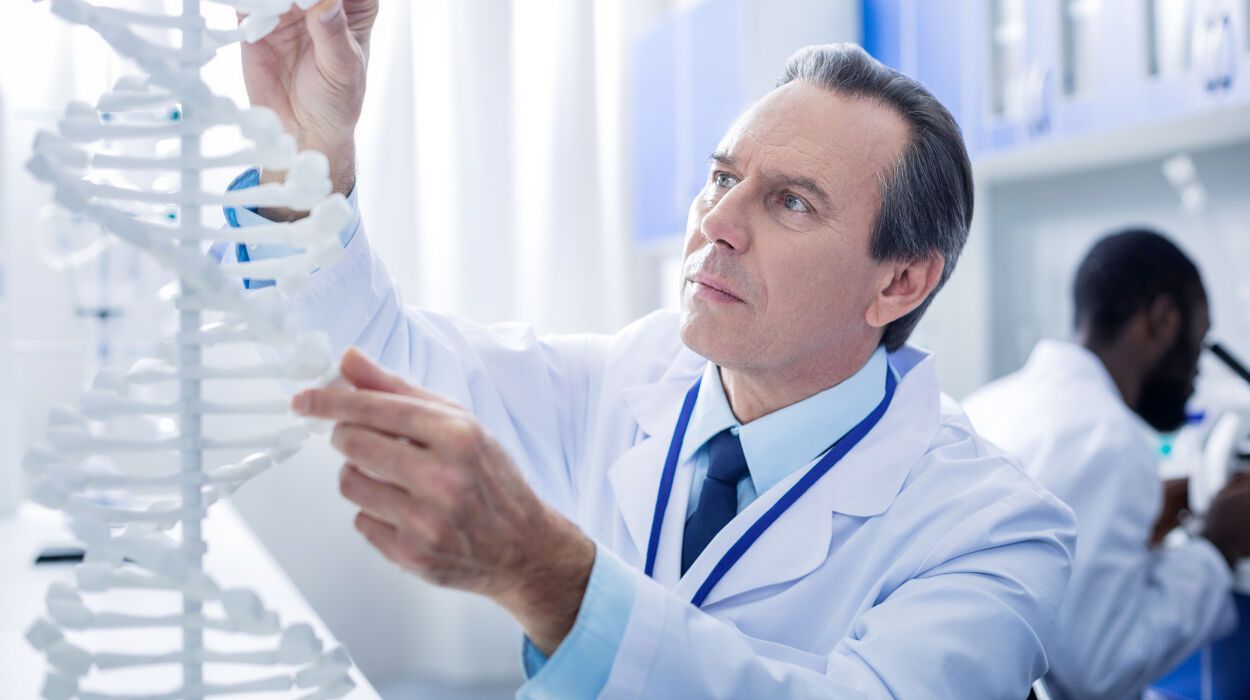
643, 367, 898, 607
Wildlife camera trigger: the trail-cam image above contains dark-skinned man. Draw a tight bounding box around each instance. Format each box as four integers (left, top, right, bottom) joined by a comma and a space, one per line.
965, 229, 1250, 700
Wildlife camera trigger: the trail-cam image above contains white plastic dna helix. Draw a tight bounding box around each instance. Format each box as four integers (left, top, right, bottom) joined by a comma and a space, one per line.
24, 1, 357, 698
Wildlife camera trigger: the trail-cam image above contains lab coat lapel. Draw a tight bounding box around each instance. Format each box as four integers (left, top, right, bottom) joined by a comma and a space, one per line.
608, 355, 705, 590
675, 349, 943, 608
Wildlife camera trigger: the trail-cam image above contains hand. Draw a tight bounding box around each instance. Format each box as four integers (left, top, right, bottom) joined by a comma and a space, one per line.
240, 0, 378, 216
1201, 474, 1250, 569
292, 349, 596, 655
1150, 477, 1189, 546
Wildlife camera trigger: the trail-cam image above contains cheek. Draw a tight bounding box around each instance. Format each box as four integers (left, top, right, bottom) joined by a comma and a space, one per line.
760, 246, 868, 327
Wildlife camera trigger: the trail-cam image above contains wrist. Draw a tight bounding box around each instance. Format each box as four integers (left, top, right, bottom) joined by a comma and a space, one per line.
496, 510, 596, 656
1201, 527, 1239, 570
256, 142, 355, 222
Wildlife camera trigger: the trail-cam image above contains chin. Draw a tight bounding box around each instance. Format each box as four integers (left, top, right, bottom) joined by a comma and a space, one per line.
679, 305, 749, 366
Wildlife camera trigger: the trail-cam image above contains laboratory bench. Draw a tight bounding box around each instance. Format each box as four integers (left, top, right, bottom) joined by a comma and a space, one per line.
0, 502, 380, 699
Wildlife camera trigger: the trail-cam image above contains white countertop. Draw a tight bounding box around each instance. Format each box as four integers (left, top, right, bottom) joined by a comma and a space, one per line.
0, 501, 380, 699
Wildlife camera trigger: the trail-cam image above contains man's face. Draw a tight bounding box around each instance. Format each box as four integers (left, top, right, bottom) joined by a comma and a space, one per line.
1137, 296, 1210, 432
678, 81, 910, 374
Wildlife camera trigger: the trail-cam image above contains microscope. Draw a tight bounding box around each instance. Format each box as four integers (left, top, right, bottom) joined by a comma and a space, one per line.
1191, 342, 1250, 592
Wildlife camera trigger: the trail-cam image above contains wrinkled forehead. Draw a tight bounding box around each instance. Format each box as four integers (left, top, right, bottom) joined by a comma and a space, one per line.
715, 81, 910, 193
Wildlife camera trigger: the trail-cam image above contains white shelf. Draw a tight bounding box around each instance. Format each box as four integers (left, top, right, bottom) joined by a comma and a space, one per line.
974, 102, 1250, 184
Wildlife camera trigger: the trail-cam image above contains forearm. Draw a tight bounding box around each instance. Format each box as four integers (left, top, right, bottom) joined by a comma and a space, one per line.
257, 140, 356, 222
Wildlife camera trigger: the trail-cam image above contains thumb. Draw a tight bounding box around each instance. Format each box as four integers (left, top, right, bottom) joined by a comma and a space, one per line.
339, 348, 463, 408
340, 347, 416, 396
304, 0, 361, 84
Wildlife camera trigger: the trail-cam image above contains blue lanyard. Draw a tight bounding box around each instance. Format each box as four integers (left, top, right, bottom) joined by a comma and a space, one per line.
643, 367, 898, 607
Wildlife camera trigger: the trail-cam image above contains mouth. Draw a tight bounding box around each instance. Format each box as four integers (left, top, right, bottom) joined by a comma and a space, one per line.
688, 273, 745, 304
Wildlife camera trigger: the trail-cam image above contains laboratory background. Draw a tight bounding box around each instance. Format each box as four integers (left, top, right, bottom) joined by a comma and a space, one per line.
1, 0, 1249, 698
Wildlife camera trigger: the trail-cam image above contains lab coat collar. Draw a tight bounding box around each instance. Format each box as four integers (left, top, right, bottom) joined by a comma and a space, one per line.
610, 344, 941, 606
1025, 339, 1120, 396
679, 348, 891, 500
1024, 339, 1157, 438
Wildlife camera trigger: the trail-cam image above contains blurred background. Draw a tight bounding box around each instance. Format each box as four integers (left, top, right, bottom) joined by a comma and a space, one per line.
1, 0, 1248, 697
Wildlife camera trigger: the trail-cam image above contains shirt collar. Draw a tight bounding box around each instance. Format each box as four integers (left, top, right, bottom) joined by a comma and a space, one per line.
680, 346, 891, 497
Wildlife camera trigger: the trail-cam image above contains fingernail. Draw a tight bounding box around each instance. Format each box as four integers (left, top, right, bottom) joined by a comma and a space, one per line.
292, 391, 312, 414
320, 0, 343, 23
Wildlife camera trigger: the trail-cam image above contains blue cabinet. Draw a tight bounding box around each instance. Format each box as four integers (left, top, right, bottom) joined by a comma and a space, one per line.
1151, 592, 1250, 700
862, 0, 1250, 160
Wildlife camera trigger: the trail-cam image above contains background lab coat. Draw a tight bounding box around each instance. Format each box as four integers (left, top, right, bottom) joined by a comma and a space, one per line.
964, 340, 1236, 700
270, 224, 1079, 698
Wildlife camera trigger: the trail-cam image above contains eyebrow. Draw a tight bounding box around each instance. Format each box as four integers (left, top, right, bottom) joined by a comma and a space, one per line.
708, 150, 835, 212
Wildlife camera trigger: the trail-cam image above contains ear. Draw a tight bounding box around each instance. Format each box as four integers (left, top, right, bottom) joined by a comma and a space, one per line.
865, 255, 945, 331
1143, 295, 1182, 347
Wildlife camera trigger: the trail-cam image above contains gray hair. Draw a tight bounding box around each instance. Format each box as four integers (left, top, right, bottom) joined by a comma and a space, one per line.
777, 44, 974, 352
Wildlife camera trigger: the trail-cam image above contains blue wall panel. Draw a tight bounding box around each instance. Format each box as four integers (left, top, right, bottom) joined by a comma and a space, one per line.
684, 0, 748, 208
862, 0, 902, 70
631, 19, 684, 244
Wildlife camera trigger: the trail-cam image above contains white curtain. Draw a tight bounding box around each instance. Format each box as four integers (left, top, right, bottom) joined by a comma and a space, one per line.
341, 0, 675, 687
357, 0, 670, 333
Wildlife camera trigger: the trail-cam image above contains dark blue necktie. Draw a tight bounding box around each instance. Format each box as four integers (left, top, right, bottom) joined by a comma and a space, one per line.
681, 429, 750, 575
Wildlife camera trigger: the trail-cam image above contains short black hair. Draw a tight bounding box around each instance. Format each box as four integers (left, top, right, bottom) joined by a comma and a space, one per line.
1073, 228, 1206, 343
777, 44, 974, 352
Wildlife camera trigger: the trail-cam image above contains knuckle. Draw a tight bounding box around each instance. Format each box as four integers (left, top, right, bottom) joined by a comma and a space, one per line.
338, 466, 354, 497
330, 424, 351, 453
431, 467, 468, 501
444, 416, 485, 455
338, 428, 367, 457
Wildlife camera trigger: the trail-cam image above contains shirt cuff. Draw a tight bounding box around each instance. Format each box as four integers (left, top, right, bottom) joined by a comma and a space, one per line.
220, 168, 361, 288
517, 545, 637, 700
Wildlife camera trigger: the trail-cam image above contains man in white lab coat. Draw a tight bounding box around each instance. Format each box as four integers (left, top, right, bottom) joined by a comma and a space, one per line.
964, 230, 1250, 700
228, 2, 1078, 697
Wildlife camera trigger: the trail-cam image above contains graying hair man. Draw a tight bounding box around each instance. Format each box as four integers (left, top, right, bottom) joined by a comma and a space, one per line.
226, 2, 1077, 697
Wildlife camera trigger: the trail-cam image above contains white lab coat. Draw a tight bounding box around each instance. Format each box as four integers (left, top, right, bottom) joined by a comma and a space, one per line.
964, 340, 1236, 700
276, 228, 1078, 698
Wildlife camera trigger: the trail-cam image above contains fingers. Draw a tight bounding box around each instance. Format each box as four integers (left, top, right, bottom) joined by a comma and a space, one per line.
295, 386, 451, 443
304, 0, 363, 85
339, 464, 404, 523
331, 423, 438, 487
354, 511, 402, 563
338, 347, 421, 396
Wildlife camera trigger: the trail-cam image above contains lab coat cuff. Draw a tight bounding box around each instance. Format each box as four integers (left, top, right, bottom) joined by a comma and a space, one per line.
220, 168, 362, 288
223, 167, 361, 247
1191, 535, 1238, 590
1190, 535, 1240, 637
516, 544, 636, 700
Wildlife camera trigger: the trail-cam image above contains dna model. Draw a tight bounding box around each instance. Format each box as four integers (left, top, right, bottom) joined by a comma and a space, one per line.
22, 1, 358, 697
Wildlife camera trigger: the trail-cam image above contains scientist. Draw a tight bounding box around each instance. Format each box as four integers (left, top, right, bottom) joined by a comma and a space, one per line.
228, 2, 1078, 697
964, 229, 1250, 700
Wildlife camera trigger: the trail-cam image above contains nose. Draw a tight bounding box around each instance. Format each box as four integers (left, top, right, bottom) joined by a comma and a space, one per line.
699, 186, 751, 253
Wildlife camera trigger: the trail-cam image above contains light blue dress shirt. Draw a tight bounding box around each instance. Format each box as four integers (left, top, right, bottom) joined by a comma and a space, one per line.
221, 171, 889, 698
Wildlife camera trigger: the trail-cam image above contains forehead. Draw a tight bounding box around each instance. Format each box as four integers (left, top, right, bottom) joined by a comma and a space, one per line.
716, 81, 910, 192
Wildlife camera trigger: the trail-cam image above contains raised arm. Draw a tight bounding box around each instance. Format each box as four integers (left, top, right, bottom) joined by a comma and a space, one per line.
240, 0, 376, 218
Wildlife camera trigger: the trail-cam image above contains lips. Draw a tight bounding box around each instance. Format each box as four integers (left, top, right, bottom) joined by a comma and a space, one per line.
689, 272, 745, 303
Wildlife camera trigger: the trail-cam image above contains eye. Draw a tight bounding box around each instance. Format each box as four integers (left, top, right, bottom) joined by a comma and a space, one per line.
713, 171, 739, 189
782, 192, 810, 213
